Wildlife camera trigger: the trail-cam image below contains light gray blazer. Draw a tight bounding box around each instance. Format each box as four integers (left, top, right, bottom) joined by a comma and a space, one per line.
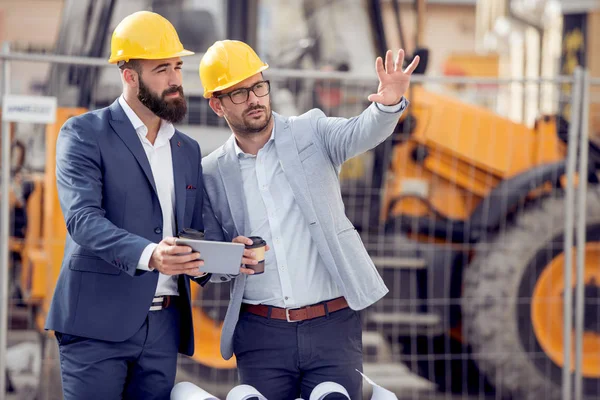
202, 100, 408, 360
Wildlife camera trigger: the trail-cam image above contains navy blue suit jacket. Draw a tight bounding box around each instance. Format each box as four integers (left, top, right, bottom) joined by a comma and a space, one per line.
45, 100, 206, 356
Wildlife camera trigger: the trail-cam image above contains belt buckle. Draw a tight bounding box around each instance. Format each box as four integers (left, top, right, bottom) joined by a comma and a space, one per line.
285, 308, 300, 322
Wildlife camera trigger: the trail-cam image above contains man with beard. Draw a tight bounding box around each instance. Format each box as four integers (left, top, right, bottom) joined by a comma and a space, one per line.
199, 40, 419, 399
45, 11, 209, 400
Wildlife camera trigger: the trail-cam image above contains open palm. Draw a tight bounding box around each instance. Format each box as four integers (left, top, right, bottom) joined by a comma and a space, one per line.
368, 49, 420, 106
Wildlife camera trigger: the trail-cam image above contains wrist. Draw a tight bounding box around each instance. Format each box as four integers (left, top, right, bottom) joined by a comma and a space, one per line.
379, 97, 403, 107
376, 97, 407, 113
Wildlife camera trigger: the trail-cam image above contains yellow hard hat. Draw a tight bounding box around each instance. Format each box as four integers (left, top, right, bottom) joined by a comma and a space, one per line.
199, 40, 269, 98
108, 11, 194, 64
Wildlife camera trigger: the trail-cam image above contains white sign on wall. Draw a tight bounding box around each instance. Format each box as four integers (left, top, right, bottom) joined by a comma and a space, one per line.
2, 95, 57, 124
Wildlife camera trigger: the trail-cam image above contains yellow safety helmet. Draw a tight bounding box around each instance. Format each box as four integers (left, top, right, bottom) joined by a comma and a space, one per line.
199, 40, 269, 98
108, 11, 194, 64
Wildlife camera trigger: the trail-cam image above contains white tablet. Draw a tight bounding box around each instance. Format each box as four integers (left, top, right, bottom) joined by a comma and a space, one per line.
175, 238, 244, 275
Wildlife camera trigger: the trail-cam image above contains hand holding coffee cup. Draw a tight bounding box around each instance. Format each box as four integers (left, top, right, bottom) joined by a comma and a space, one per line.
233, 236, 269, 275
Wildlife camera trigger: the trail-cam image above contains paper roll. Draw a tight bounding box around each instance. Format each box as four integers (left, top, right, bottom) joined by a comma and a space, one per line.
357, 369, 399, 400
225, 384, 267, 400
170, 382, 219, 400
309, 381, 350, 400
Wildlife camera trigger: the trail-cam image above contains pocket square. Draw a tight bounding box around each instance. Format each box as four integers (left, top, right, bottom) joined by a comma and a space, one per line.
186, 185, 196, 190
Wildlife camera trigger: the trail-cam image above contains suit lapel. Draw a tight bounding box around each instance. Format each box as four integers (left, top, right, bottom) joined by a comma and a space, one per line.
274, 114, 318, 223
217, 137, 246, 236
171, 131, 187, 235
108, 100, 158, 195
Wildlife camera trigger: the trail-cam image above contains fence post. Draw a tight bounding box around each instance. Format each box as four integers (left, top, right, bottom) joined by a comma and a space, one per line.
562, 66, 584, 400
0, 41, 12, 398
574, 69, 591, 400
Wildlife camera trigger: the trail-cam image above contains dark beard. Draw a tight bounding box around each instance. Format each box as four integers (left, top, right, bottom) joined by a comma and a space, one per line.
138, 79, 187, 124
226, 105, 272, 136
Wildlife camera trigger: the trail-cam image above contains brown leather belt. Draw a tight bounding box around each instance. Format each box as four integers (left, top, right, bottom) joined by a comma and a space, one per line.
242, 297, 349, 322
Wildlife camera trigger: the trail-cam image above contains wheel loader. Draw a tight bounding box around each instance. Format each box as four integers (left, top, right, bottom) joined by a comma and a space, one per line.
347, 84, 600, 400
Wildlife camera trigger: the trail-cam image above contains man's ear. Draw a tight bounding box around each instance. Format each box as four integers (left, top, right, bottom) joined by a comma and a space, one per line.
122, 68, 139, 88
209, 97, 225, 117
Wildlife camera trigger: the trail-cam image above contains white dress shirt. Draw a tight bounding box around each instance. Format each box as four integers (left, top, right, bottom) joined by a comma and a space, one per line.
237, 102, 405, 309
236, 129, 342, 309
118, 96, 179, 297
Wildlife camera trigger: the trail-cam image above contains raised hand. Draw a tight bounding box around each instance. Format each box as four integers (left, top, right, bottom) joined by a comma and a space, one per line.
367, 49, 420, 106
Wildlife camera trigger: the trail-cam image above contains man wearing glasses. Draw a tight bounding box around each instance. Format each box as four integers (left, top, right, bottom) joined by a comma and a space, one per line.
199, 39, 419, 399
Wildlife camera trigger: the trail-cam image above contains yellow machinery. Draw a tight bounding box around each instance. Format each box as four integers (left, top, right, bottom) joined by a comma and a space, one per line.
368, 86, 599, 400
383, 86, 564, 222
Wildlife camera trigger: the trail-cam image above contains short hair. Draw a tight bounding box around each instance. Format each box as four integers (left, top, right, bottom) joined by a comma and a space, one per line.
118, 59, 142, 75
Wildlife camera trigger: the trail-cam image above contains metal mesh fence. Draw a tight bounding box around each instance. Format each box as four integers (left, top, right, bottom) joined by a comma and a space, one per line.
1, 53, 596, 400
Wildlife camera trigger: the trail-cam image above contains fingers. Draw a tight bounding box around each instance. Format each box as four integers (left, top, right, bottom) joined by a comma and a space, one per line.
164, 244, 192, 255
367, 93, 384, 103
233, 236, 253, 246
395, 49, 405, 72
162, 236, 177, 246
242, 257, 258, 265
404, 55, 421, 75
239, 266, 255, 275
161, 259, 205, 276
162, 251, 201, 264
374, 56, 384, 81
384, 50, 393, 74
234, 237, 258, 274
159, 237, 192, 255
242, 248, 258, 265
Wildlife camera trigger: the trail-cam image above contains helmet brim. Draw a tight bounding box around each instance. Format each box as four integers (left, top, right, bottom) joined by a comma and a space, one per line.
108, 49, 195, 64
202, 64, 269, 98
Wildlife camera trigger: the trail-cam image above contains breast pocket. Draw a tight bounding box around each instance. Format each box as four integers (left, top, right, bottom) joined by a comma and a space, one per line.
298, 143, 317, 162
185, 188, 198, 201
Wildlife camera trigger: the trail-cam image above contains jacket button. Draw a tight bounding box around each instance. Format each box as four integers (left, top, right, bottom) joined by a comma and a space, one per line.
220, 277, 228, 281
154, 227, 162, 234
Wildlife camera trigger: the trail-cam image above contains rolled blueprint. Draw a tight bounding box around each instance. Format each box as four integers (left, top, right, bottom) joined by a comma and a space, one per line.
170, 382, 218, 400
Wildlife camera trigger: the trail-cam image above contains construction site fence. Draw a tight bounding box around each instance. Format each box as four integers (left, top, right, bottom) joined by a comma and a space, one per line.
0, 49, 597, 400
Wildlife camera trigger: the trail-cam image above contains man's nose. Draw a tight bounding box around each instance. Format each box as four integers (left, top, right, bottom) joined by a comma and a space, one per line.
246, 90, 260, 106
168, 70, 182, 87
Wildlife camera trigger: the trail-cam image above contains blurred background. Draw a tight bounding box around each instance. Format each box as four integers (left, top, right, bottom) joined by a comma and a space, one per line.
1, 0, 600, 399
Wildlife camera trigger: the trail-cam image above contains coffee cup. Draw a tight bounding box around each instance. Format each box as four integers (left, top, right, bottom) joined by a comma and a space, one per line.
245, 236, 266, 274
178, 228, 205, 240
176, 228, 205, 265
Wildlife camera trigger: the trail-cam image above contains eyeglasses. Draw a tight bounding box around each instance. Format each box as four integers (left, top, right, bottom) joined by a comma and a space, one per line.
216, 80, 271, 104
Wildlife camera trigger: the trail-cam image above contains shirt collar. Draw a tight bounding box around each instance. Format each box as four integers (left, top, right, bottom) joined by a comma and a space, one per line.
234, 127, 275, 158
118, 95, 175, 140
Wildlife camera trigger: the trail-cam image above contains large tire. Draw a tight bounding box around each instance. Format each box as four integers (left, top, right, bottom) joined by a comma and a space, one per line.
463, 188, 600, 400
